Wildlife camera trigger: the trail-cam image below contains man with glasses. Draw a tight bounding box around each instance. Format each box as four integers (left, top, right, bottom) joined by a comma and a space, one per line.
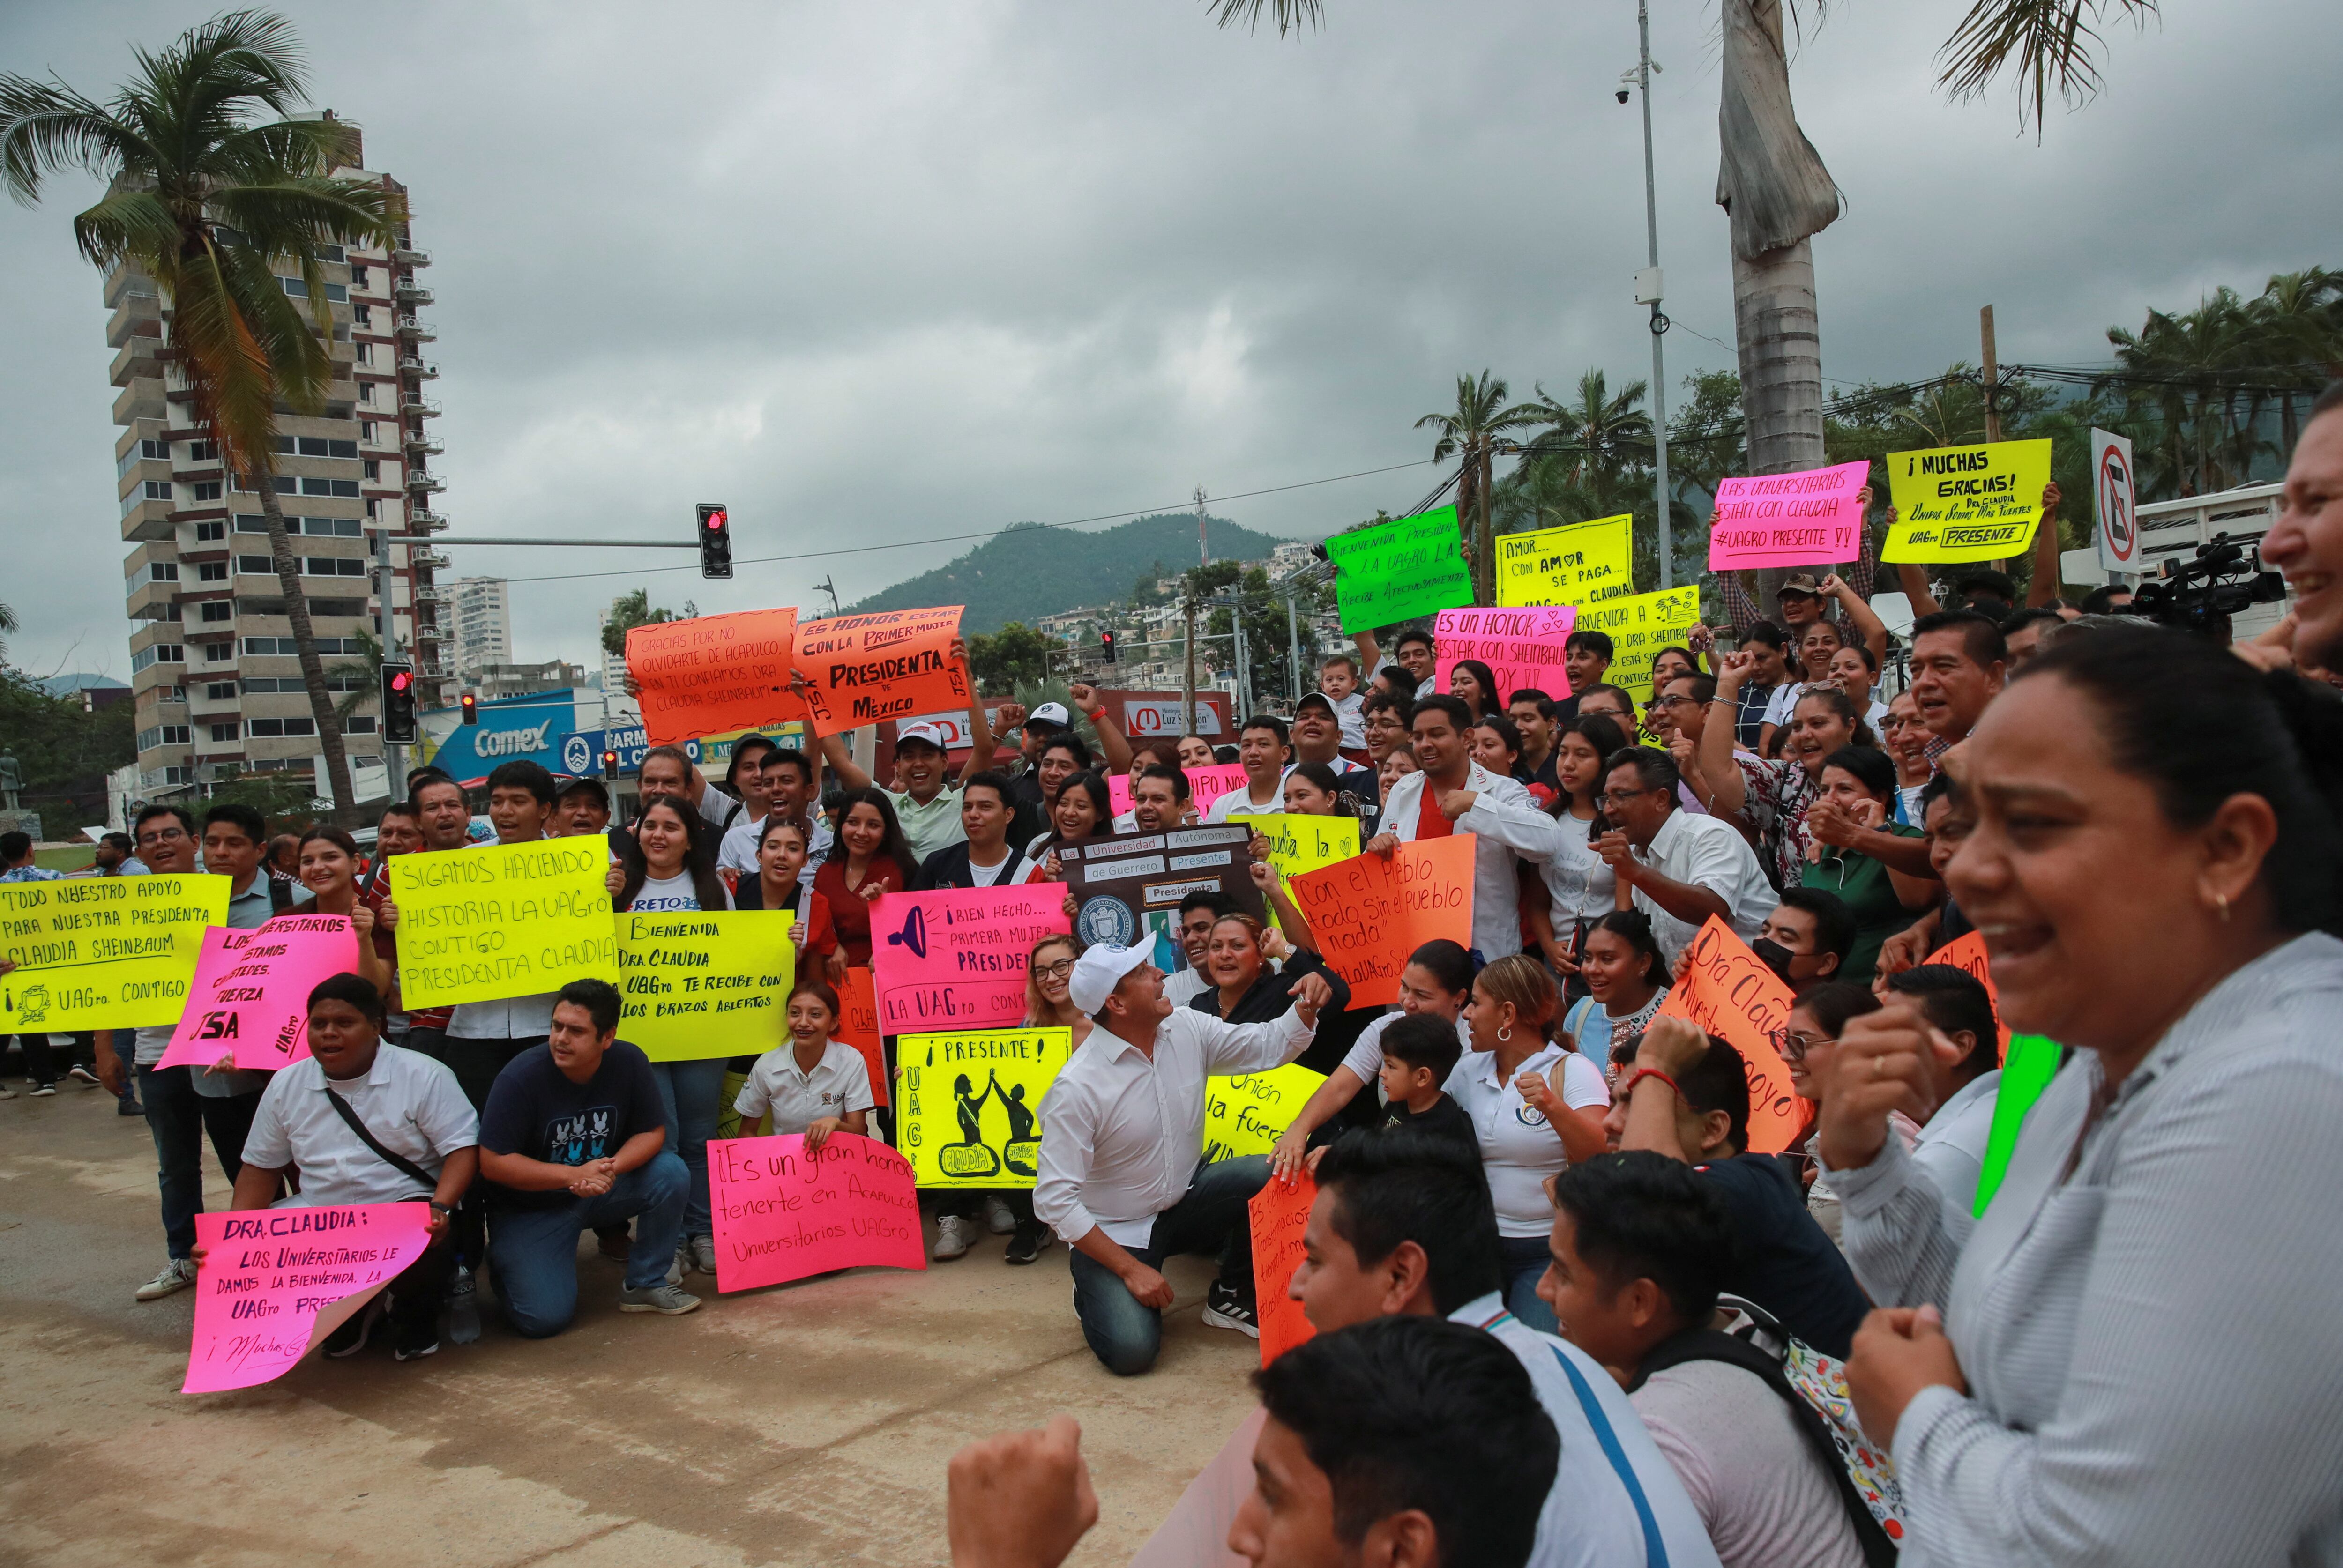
1591, 749, 1775, 963
1878, 690, 1936, 827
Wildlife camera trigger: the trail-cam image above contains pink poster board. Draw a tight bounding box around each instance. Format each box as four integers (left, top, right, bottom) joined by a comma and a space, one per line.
183, 1202, 433, 1393
1432, 606, 1578, 703
1708, 459, 1871, 570
157, 914, 359, 1071
708, 1132, 927, 1292
867, 884, 1072, 1033
1106, 762, 1250, 819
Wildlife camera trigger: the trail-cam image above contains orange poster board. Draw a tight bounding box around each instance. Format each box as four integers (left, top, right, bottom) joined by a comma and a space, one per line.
835, 965, 888, 1110
1249, 1172, 1317, 1367
1655, 916, 1802, 1154
628, 608, 805, 746
1923, 929, 2011, 1059
1283, 836, 1477, 1008
795, 608, 968, 737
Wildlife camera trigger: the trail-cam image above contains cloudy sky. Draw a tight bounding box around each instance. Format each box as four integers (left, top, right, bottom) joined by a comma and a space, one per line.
4, 0, 2333, 680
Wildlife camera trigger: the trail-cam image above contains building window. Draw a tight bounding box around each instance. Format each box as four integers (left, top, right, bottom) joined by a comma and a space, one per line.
299, 477, 362, 498
196, 562, 227, 582
345, 715, 377, 734
365, 498, 380, 520
247, 717, 318, 737
205, 682, 237, 700
354, 303, 372, 327
197, 642, 232, 663
195, 519, 225, 542
237, 555, 273, 574
198, 602, 233, 623
360, 421, 377, 443
279, 275, 308, 298
126, 560, 180, 585
209, 722, 239, 742
363, 460, 380, 481
306, 557, 367, 578
358, 383, 375, 405
129, 644, 185, 673
302, 517, 363, 537
191, 481, 222, 502
186, 440, 217, 462
138, 725, 193, 749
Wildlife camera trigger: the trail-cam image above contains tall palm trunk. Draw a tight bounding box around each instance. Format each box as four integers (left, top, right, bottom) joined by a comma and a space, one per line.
1456, 457, 1485, 605
1474, 444, 1498, 606
1734, 238, 1827, 607
252, 477, 356, 811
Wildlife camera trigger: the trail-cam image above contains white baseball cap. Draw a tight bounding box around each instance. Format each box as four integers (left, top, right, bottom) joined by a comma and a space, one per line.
1069, 942, 1154, 1014
1028, 701, 1074, 730
895, 721, 951, 752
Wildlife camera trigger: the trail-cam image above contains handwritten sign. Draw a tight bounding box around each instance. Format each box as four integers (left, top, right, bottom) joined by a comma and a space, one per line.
795, 607, 969, 737
0, 873, 228, 1033
182, 1203, 433, 1393
1248, 815, 1361, 882
835, 965, 888, 1110
707, 1132, 926, 1291
1249, 1171, 1318, 1366
1204, 1062, 1327, 1165
1324, 507, 1474, 633
157, 915, 358, 1070
867, 885, 1071, 1033
1059, 825, 1264, 953
627, 606, 805, 747
1107, 762, 1249, 820
1285, 838, 1476, 1007
1883, 438, 2053, 563
1923, 930, 2009, 1057
1494, 514, 1634, 607
616, 910, 794, 1061
388, 840, 617, 1009
1654, 917, 1799, 1154
895, 1027, 1073, 1189
1433, 606, 1579, 703
1709, 460, 1871, 570
1569, 585, 1704, 703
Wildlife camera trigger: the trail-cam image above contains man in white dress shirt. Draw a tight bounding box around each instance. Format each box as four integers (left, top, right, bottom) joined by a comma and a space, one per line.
1594, 747, 1776, 961
1367, 693, 1536, 960
1034, 942, 1334, 1375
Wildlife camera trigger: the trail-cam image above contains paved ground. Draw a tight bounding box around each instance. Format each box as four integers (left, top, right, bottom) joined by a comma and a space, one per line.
0, 1078, 1255, 1566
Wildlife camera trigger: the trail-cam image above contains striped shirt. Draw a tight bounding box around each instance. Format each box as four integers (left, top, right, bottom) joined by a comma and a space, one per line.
1826, 932, 2343, 1567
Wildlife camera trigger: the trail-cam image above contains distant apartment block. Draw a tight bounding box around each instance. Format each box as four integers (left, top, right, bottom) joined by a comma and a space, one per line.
447, 575, 512, 681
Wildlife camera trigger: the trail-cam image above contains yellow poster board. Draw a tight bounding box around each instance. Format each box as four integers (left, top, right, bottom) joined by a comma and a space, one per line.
1494, 514, 1634, 607
388, 839, 618, 1009
1246, 816, 1361, 883
0, 874, 229, 1033
1882, 438, 2053, 563
1202, 1062, 1328, 1164
616, 910, 795, 1062
1569, 585, 1704, 702
896, 1027, 1074, 1189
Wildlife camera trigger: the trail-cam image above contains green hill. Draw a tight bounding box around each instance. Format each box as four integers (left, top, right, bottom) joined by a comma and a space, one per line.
843, 513, 1295, 632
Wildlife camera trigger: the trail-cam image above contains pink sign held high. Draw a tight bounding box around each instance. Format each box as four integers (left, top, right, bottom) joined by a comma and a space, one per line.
1432, 606, 1578, 703
708, 1132, 927, 1292
867, 885, 1071, 1033
157, 914, 359, 1071
182, 1202, 433, 1393
1708, 459, 1872, 570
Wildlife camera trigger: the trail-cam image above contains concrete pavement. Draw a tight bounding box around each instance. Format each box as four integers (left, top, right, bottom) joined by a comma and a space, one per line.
0, 1080, 1257, 1566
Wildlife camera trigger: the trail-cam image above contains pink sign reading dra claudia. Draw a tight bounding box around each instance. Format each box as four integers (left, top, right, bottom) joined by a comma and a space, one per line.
1708, 459, 1872, 570
183, 1202, 433, 1393
867, 884, 1072, 1033
708, 1131, 927, 1292
1433, 606, 1578, 703
1106, 762, 1249, 820
157, 914, 359, 1071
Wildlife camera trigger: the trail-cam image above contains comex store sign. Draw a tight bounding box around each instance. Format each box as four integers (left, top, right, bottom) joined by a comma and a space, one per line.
478, 720, 553, 759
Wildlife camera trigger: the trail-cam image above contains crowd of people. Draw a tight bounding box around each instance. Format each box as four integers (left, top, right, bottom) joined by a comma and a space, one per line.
15, 387, 2343, 1566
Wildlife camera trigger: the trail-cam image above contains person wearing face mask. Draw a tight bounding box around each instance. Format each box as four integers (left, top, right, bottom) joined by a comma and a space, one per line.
1746, 887, 1857, 994
1776, 981, 1890, 1245
1801, 748, 1940, 987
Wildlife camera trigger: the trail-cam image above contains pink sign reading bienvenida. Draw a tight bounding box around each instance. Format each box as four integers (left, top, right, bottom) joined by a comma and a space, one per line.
1708, 459, 1872, 570
708, 1132, 927, 1292
1432, 606, 1578, 704
1107, 762, 1249, 820
157, 914, 360, 1071
867, 884, 1072, 1034
183, 1203, 433, 1393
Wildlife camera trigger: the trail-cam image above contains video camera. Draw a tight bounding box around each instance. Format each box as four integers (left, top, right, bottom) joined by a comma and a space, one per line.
2127, 533, 2287, 637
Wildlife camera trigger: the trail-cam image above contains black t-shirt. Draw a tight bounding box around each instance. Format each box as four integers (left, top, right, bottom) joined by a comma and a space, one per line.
1379, 1092, 1480, 1158
1695, 1151, 1872, 1360
1006, 770, 1049, 853
479, 1040, 667, 1210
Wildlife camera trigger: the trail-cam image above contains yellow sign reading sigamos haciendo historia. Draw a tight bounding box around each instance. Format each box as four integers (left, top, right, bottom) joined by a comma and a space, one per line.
0, 873, 229, 1033
895, 1027, 1073, 1189
388, 839, 618, 1009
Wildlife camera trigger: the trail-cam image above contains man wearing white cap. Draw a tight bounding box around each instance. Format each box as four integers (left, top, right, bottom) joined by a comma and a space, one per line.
1036, 942, 1334, 1375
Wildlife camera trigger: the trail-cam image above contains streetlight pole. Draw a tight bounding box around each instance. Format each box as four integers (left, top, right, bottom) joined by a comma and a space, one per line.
1630, 1, 1673, 589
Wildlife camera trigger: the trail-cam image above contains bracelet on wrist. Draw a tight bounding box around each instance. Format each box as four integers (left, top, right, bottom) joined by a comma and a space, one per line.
1623, 1066, 1682, 1102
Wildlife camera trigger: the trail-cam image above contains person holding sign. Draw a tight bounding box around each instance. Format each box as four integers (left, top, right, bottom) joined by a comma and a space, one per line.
1369, 694, 1535, 960
1188, 869, 1350, 1028
1034, 941, 1335, 1373
818, 647, 1001, 862
731, 978, 873, 1153
293, 828, 393, 997
813, 788, 918, 969
733, 816, 841, 977
205, 973, 478, 1364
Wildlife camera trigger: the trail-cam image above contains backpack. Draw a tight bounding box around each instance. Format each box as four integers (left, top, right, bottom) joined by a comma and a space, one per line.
1630, 1296, 1904, 1565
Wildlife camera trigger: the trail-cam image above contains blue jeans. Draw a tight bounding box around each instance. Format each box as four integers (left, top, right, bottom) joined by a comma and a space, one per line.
1067, 1154, 1269, 1377
651, 1057, 728, 1239
1500, 1233, 1558, 1333
135, 1063, 257, 1260
485, 1151, 689, 1338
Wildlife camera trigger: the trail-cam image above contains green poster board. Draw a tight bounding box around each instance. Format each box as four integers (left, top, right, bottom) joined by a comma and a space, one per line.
1325, 506, 1474, 632
1973, 1033, 2064, 1216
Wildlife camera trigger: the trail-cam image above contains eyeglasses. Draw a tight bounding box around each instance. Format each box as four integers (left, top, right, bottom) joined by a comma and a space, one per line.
1596, 787, 1660, 808
1769, 1028, 1834, 1063
136, 826, 189, 847
1033, 959, 1076, 981
1648, 694, 1695, 709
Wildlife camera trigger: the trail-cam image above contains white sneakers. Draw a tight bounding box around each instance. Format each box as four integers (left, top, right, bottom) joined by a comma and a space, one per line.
983, 1196, 1016, 1235
932, 1214, 975, 1260
135, 1258, 197, 1301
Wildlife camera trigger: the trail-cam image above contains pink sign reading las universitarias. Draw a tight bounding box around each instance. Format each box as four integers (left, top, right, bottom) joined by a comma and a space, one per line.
868, 884, 1072, 1034
1708, 459, 1872, 570
157, 914, 359, 1071
183, 1203, 433, 1393
1106, 762, 1249, 820
1433, 606, 1578, 702
708, 1132, 927, 1292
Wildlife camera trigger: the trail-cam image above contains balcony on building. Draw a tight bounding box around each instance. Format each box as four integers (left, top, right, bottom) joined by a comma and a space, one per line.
405, 471, 445, 495
397, 355, 440, 379
395, 313, 435, 342
393, 245, 431, 268
393, 277, 432, 305
407, 507, 447, 532
411, 548, 450, 570
113, 376, 168, 425
414, 584, 444, 604
403, 428, 444, 457
119, 498, 177, 543
400, 391, 441, 417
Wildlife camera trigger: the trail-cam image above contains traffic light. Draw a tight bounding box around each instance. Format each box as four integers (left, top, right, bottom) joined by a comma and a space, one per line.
696, 502, 732, 579
601, 748, 618, 780
1099, 629, 1117, 665
379, 661, 417, 743
460, 692, 478, 726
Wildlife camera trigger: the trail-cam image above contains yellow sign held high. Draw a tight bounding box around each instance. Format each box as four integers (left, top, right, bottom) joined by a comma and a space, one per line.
1569, 585, 1704, 702
616, 910, 795, 1062
1495, 514, 1634, 607
896, 1027, 1074, 1189
1882, 439, 2053, 563
388, 839, 617, 1009
1203, 1062, 1328, 1164
0, 874, 229, 1033
1246, 815, 1361, 883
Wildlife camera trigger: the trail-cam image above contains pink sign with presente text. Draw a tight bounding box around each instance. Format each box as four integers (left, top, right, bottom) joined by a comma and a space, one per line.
867, 884, 1073, 1033
157, 914, 360, 1071
1107, 762, 1250, 820
183, 1202, 433, 1393
1432, 606, 1578, 704
1709, 459, 1872, 570
708, 1132, 927, 1292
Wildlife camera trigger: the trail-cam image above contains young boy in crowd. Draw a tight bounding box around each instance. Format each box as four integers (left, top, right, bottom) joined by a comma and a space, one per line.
1373, 1013, 1477, 1156
1317, 652, 1369, 764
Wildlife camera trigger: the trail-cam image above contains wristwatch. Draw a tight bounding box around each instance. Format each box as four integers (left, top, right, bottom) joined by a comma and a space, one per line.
428, 1201, 453, 1219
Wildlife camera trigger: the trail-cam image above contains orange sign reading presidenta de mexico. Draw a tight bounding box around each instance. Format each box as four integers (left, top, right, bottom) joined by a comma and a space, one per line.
1654, 916, 1802, 1154
796, 607, 968, 738
628, 607, 804, 747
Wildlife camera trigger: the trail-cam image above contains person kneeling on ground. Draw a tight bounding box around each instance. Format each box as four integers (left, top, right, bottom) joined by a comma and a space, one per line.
1545, 1150, 1885, 1568
477, 978, 699, 1334
946, 1316, 1560, 1568
1033, 941, 1334, 1374
197, 973, 478, 1363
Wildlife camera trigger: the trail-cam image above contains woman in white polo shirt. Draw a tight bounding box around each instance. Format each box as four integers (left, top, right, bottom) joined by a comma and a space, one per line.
1445, 953, 1609, 1333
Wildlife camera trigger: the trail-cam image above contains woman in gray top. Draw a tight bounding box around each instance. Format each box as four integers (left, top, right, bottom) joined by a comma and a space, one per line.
1817, 630, 2343, 1567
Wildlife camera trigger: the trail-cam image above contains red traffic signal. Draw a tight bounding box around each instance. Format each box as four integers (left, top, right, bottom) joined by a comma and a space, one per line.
460, 692, 479, 726
380, 660, 417, 743
1099, 629, 1117, 665
696, 502, 733, 579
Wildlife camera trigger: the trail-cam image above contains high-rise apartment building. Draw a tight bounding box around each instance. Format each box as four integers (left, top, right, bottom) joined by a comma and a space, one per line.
112, 111, 450, 802
447, 575, 512, 680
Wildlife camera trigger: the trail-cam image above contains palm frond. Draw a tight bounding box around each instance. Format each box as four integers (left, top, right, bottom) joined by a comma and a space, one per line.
1206, 0, 1323, 36
1936, 0, 2159, 133
68, 186, 178, 273
0, 77, 154, 203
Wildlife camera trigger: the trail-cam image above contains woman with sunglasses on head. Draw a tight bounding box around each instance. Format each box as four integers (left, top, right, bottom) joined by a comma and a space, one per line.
1821, 631, 2343, 1568
294, 826, 393, 996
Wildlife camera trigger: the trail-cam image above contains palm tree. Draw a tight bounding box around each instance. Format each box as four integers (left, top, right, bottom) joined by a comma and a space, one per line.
1, 12, 403, 813
323, 627, 381, 723
2251, 268, 2343, 460
1416, 371, 1537, 604
1518, 371, 1654, 490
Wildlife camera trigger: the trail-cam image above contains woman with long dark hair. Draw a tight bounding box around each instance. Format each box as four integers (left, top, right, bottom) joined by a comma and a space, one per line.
1456, 715, 1628, 986
732, 816, 842, 979
1800, 745, 1938, 985
1448, 657, 1503, 722
1027, 769, 1113, 884
1558, 908, 1669, 1072
813, 787, 918, 969
294, 825, 393, 996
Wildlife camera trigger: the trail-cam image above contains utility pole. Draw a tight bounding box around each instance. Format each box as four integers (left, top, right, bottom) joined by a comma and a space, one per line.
1631, 0, 1673, 589
374, 528, 403, 789
812, 574, 841, 618
1195, 485, 1209, 568
1182, 594, 1199, 740
1981, 304, 2012, 572
1285, 590, 1302, 702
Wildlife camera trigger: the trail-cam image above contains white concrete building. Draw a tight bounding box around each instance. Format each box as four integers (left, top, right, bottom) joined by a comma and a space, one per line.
447, 575, 512, 680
